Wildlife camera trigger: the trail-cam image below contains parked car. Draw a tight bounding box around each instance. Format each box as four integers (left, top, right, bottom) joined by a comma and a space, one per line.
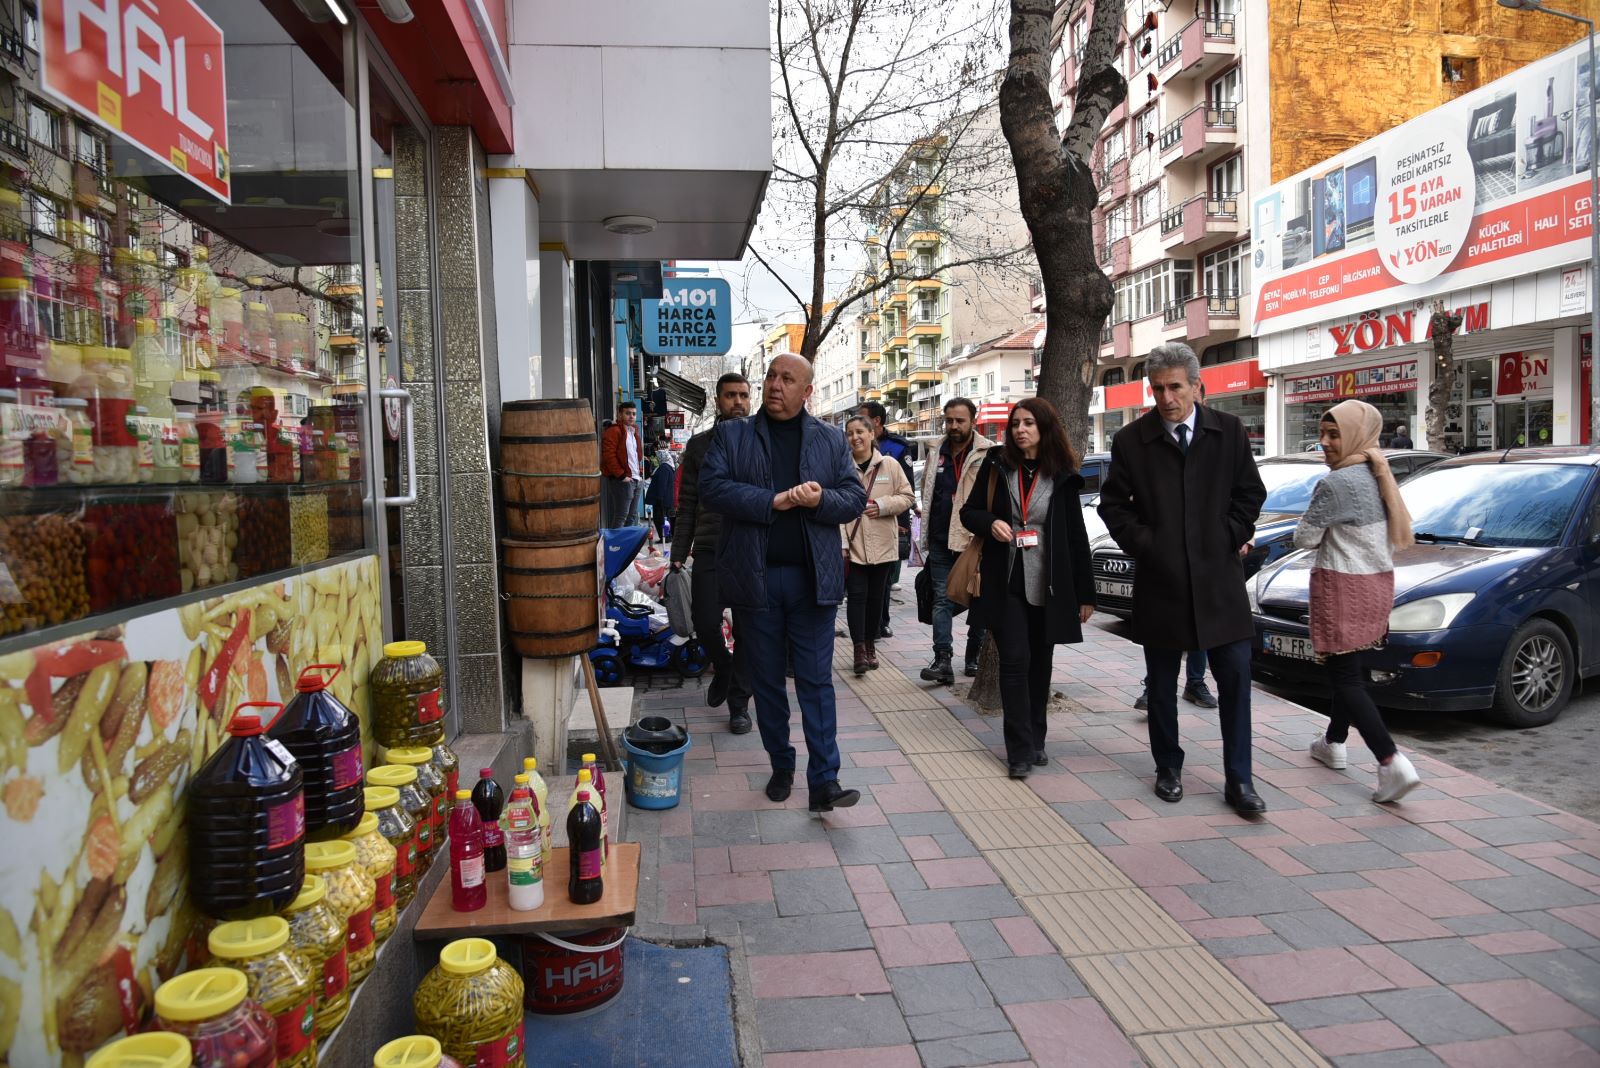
1079, 452, 1111, 506
1090, 450, 1447, 619
1250, 447, 1600, 728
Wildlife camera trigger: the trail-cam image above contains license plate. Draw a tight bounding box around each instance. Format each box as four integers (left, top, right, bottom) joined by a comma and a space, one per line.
1095, 580, 1133, 599
1263, 632, 1316, 660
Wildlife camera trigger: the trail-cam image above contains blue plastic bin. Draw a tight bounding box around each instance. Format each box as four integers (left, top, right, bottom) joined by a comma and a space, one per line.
622, 731, 692, 809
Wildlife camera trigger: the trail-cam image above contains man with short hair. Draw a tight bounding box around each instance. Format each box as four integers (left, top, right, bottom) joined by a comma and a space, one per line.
1390, 424, 1414, 449
703, 355, 868, 811
918, 397, 994, 683
1100, 342, 1268, 815
859, 401, 915, 637
674, 374, 754, 733
601, 400, 645, 527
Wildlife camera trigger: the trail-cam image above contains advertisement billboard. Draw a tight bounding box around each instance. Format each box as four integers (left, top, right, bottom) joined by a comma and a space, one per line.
1251, 39, 1595, 336
643, 278, 732, 355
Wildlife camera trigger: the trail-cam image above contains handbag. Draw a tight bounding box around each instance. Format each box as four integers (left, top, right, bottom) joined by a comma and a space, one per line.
945, 464, 998, 609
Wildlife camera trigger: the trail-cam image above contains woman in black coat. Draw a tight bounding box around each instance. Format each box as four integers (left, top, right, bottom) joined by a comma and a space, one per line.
961, 397, 1096, 779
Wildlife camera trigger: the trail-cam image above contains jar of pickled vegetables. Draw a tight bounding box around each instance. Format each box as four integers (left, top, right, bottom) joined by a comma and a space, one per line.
413, 938, 526, 1068
153, 967, 275, 1068
342, 812, 397, 944
304, 839, 377, 986
386, 746, 447, 848
281, 874, 350, 1040
366, 785, 419, 909
206, 916, 319, 1068
373, 1035, 465, 1068
368, 763, 433, 874
370, 641, 445, 748
85, 1032, 193, 1068
431, 741, 460, 803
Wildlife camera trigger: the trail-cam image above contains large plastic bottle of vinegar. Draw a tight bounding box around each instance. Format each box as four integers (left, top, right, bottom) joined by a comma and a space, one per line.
523, 756, 552, 872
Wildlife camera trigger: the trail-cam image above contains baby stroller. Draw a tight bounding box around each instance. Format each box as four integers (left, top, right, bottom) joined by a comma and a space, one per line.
588, 525, 708, 686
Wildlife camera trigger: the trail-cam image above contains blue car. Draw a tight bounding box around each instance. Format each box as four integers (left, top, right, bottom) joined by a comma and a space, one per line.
1250, 447, 1600, 727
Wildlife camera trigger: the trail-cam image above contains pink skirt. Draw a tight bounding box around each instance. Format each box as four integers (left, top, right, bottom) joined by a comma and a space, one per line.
1309, 567, 1393, 656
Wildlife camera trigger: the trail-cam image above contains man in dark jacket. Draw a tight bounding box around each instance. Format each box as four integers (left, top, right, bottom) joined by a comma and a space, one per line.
644, 448, 677, 540
860, 401, 915, 637
1099, 343, 1268, 815
702, 354, 868, 812
674, 373, 753, 733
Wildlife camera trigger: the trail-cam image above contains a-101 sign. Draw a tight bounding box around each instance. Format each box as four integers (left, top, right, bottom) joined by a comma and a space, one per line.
644, 279, 732, 355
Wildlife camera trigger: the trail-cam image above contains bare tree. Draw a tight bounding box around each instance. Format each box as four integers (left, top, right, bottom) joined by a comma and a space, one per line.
1424, 302, 1463, 450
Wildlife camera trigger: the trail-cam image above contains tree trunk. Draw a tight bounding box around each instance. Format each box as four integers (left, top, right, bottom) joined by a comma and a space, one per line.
1424, 305, 1464, 451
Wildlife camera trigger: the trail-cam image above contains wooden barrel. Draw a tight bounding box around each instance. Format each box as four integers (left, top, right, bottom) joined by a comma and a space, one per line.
501, 535, 600, 658
500, 399, 601, 540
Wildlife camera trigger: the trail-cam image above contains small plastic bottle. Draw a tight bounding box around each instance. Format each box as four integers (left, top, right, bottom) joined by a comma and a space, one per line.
448, 789, 486, 912
55, 396, 94, 485
176, 411, 200, 483
504, 775, 544, 912
232, 423, 260, 484
130, 405, 155, 483
470, 768, 506, 873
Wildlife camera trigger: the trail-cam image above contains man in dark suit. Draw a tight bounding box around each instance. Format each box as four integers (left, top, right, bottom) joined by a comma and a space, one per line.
1099, 343, 1268, 815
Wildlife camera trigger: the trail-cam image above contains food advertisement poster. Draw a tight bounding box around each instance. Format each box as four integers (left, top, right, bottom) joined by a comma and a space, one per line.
0, 555, 382, 1064
1251, 38, 1596, 335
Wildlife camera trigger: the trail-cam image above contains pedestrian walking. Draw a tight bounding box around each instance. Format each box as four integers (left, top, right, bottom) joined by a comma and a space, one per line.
645, 446, 677, 541
601, 400, 646, 527
1133, 652, 1214, 710
843, 415, 916, 676
673, 374, 754, 734
701, 355, 868, 811
918, 397, 995, 683
1388, 424, 1413, 449
961, 398, 1096, 779
1099, 343, 1268, 814
1296, 400, 1422, 803
859, 401, 915, 638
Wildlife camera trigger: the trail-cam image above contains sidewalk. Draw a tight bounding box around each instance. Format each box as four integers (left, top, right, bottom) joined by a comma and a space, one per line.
621, 574, 1600, 1068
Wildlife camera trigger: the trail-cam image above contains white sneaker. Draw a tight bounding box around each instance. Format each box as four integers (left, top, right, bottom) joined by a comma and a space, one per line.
1374, 752, 1422, 804
891, 582, 903, 591
1309, 736, 1348, 769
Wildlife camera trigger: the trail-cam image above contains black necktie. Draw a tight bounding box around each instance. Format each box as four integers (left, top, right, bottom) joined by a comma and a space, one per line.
1176, 424, 1190, 455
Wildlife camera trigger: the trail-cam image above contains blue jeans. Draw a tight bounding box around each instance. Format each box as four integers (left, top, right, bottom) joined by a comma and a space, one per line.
1142, 650, 1208, 689
740, 564, 842, 788
1144, 638, 1253, 787
927, 544, 987, 660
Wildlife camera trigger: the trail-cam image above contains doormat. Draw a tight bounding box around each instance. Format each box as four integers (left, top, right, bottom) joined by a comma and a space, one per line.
526, 939, 735, 1067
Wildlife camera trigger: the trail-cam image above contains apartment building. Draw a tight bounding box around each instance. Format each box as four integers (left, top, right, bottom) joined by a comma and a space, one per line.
814, 306, 863, 426
945, 319, 1044, 441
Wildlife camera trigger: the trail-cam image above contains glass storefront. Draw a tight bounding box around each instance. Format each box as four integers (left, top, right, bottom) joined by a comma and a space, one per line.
1207, 389, 1266, 455
1283, 359, 1420, 453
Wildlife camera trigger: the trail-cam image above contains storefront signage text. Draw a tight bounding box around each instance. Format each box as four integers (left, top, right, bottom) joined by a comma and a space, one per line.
1495, 352, 1552, 397
41, 0, 232, 202
1285, 360, 1419, 404
643, 279, 732, 355
1327, 301, 1488, 356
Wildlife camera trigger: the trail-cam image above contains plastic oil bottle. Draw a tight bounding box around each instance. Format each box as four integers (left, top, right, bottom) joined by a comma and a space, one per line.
522, 756, 552, 872
568, 767, 606, 874
581, 754, 611, 866
567, 786, 604, 905
447, 790, 486, 913
504, 774, 543, 912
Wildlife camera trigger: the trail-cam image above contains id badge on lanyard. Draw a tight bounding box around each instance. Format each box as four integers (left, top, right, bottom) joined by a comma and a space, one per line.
1015, 469, 1040, 549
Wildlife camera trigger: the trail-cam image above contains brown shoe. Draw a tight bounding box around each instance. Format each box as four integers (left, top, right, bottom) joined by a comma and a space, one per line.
853, 642, 870, 676
866, 640, 880, 670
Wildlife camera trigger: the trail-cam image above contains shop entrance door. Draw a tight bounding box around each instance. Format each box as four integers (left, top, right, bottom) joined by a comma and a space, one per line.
1495, 399, 1555, 449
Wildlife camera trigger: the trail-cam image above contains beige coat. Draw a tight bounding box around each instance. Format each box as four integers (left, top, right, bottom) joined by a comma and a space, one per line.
843, 450, 917, 564
917, 431, 996, 554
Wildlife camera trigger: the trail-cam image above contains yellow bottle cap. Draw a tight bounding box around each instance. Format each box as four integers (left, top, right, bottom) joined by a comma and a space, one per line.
578, 768, 593, 783
582, 753, 597, 763
305, 840, 358, 871
208, 916, 290, 958
345, 812, 379, 838
219, 286, 240, 299
368, 764, 419, 788
455, 789, 471, 801
438, 937, 497, 976
364, 785, 401, 810
514, 773, 529, 784
289, 875, 328, 911
373, 1036, 442, 1068
155, 968, 248, 1022
385, 746, 432, 766
86, 1032, 193, 1068
524, 756, 537, 771
383, 640, 426, 658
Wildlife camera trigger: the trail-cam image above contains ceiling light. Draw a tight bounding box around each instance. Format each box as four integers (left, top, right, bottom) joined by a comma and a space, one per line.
616, 272, 639, 282
323, 0, 348, 25
603, 215, 657, 236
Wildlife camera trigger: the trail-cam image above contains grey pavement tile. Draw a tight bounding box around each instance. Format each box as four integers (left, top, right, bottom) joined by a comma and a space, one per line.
1363, 987, 1509, 1045
696, 902, 779, 924
742, 912, 875, 956
888, 962, 996, 1016
1263, 909, 1378, 949
1517, 909, 1600, 948
1184, 876, 1321, 917
975, 955, 1088, 1004
1450, 816, 1573, 847
693, 810, 761, 840
1458, 873, 1600, 911
829, 825, 913, 865
932, 832, 982, 858
658, 836, 694, 863
1219, 821, 1299, 838
833, 766, 897, 786
1467, 792, 1557, 817
1362, 825, 1460, 854
1079, 823, 1128, 847
1387, 938, 1519, 983
1201, 934, 1297, 958
953, 920, 1014, 961
1506, 949, 1600, 1015
756, 994, 912, 1052
1439, 913, 1530, 936
1078, 770, 1158, 799
1330, 1051, 1446, 1068
1276, 995, 1386, 1030
755, 809, 833, 844
880, 862, 929, 893
1574, 1025, 1600, 1053
1290, 873, 1379, 892
1285, 842, 1415, 874
916, 1031, 1031, 1068
838, 735, 904, 753
906, 1007, 1014, 1042
772, 867, 857, 916
896, 885, 1027, 923
1466, 846, 1548, 878
888, 812, 966, 837
1049, 800, 1131, 826
1170, 838, 1280, 881
1564, 853, 1600, 877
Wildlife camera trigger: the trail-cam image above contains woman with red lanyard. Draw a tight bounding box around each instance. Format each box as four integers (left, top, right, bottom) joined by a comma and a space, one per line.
961, 397, 1096, 778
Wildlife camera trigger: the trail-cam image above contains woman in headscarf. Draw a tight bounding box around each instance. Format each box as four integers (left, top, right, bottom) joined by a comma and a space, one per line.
1294, 399, 1421, 803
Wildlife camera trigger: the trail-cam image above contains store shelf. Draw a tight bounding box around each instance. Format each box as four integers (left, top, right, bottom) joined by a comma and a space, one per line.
411, 842, 639, 939
0, 478, 365, 502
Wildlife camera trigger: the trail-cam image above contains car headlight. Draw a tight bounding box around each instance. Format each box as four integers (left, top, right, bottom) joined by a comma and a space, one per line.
1247, 570, 1264, 613
1388, 593, 1475, 632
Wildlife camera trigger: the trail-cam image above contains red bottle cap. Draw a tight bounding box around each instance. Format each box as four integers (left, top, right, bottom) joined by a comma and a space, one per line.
229, 714, 264, 736
480, 768, 494, 778
296, 663, 342, 692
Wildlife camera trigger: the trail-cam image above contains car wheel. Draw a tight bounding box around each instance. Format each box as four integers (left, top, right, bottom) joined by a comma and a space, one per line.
1490, 619, 1573, 728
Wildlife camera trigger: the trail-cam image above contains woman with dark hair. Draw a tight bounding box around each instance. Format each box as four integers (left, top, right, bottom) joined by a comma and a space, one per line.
842, 416, 916, 675
961, 397, 1096, 778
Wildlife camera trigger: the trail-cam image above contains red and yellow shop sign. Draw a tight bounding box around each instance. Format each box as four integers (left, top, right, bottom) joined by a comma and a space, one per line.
40, 0, 232, 203
1285, 359, 1418, 404
1103, 360, 1268, 411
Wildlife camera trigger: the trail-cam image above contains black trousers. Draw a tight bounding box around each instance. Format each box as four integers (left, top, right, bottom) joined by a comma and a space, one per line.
846, 562, 893, 644
692, 553, 750, 713
994, 592, 1056, 765
1144, 637, 1254, 786
1323, 651, 1398, 761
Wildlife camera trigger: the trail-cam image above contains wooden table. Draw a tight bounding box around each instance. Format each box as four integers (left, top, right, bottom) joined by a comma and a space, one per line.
411, 843, 639, 939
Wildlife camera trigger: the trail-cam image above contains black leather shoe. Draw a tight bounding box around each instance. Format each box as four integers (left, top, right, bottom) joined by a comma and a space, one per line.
1033, 750, 1049, 767
1008, 762, 1031, 779
879, 624, 893, 639
1183, 682, 1219, 709
1134, 688, 1149, 711
808, 780, 860, 812
1154, 768, 1183, 803
766, 769, 793, 803
1225, 781, 1267, 815
707, 671, 729, 709
963, 661, 978, 677
921, 656, 954, 685
729, 709, 752, 735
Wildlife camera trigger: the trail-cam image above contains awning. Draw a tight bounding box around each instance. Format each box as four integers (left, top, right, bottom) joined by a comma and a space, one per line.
656, 368, 708, 415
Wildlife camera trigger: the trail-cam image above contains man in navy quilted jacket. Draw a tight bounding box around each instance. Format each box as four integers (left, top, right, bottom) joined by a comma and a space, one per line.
701, 354, 869, 812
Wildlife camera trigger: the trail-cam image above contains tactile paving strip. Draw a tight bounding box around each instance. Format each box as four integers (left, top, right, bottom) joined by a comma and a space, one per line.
1136, 1023, 1329, 1068
952, 808, 1085, 849
860, 691, 954, 713
987, 844, 1133, 895
1074, 947, 1277, 1034
1023, 889, 1194, 956
929, 776, 1049, 813
906, 750, 1009, 781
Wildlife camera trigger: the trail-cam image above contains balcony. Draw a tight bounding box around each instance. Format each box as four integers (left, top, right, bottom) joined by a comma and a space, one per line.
1099, 235, 1131, 277
908, 183, 942, 199
886, 287, 909, 307
1097, 156, 1128, 204
1161, 193, 1243, 252
0, 28, 24, 68
1112, 319, 1132, 360
909, 230, 942, 248
1100, 323, 1114, 348
913, 386, 942, 404
887, 332, 909, 350
1177, 290, 1242, 340
910, 362, 944, 384
0, 118, 25, 161
907, 276, 943, 292
909, 320, 942, 338
1156, 35, 1182, 70
1165, 14, 1239, 82
865, 233, 881, 247
864, 387, 882, 401
1162, 104, 1239, 163
884, 375, 911, 394
863, 348, 882, 364
890, 248, 909, 262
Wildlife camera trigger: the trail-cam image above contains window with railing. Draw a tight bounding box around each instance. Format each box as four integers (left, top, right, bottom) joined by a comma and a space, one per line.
1115, 260, 1195, 324
1134, 107, 1159, 153
1158, 117, 1183, 152
26, 97, 62, 153
1134, 184, 1163, 230
1157, 34, 1181, 68
21, 3, 39, 51
28, 191, 61, 239
1202, 241, 1246, 304
1160, 203, 1184, 234
1100, 324, 1114, 345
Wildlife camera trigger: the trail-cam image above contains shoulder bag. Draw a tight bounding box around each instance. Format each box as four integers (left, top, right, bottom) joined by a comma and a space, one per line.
945, 463, 999, 609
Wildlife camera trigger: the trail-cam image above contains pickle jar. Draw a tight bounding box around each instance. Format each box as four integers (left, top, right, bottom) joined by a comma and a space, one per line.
370, 641, 445, 748
374, 1035, 464, 1068
342, 811, 398, 944
368, 763, 434, 874
365, 784, 418, 909
431, 740, 460, 803
281, 874, 350, 1040
413, 938, 526, 1068
153, 968, 275, 1068
304, 839, 377, 986
386, 746, 447, 848
85, 1033, 194, 1068
206, 916, 319, 1068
